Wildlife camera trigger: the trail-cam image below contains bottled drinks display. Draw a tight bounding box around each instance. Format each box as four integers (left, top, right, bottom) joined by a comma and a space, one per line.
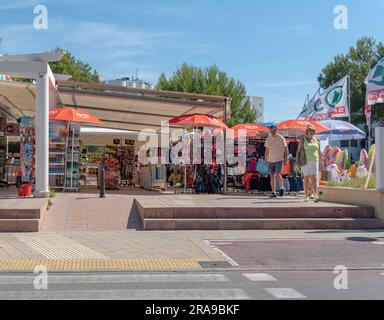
48, 122, 80, 191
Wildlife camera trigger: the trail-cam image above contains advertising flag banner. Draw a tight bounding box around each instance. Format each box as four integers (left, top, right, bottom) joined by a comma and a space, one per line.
365, 58, 384, 106
310, 76, 350, 120
297, 94, 310, 119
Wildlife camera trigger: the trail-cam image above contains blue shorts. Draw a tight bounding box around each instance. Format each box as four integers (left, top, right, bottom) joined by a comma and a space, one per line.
268, 161, 283, 175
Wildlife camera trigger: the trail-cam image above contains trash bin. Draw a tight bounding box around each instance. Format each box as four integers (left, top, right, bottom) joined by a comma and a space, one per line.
18, 183, 33, 197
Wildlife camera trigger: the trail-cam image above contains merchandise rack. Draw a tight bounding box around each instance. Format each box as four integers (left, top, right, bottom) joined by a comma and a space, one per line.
64, 123, 81, 192
49, 137, 66, 189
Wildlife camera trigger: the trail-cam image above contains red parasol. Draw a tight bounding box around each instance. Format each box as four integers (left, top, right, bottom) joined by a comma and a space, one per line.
277, 119, 330, 136
168, 114, 228, 129
231, 124, 270, 139
49, 108, 102, 125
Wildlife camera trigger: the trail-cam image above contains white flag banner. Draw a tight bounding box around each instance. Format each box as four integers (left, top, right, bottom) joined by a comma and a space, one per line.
304, 89, 320, 119
297, 94, 310, 119
365, 58, 384, 106
310, 76, 350, 120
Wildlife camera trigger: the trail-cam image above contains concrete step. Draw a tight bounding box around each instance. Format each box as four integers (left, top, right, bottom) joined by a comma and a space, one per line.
0, 219, 40, 232
0, 199, 48, 232
143, 218, 383, 230
0, 208, 42, 219
139, 206, 375, 219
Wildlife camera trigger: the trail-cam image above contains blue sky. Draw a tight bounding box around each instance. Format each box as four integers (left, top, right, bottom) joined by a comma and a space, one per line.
0, 0, 383, 122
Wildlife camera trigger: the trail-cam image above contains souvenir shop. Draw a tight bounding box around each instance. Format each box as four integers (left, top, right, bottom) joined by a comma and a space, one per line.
0, 115, 21, 188
78, 129, 168, 191
228, 135, 304, 195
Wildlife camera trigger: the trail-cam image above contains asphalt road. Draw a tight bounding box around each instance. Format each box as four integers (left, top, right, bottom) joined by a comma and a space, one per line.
0, 269, 383, 300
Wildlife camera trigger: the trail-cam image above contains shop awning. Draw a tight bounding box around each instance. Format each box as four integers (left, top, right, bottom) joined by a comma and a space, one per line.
56, 81, 229, 133
0, 81, 36, 119
0, 80, 230, 132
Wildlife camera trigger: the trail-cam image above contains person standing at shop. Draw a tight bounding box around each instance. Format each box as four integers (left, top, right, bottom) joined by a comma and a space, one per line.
296, 125, 322, 202
265, 125, 288, 198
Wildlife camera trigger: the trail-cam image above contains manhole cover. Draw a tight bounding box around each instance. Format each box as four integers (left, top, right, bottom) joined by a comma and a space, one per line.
199, 261, 233, 269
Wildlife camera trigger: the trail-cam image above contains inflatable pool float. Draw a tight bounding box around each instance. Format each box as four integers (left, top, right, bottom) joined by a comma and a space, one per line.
321, 145, 332, 168
368, 144, 376, 172
328, 147, 341, 165
337, 150, 345, 169
344, 149, 350, 169
359, 149, 369, 169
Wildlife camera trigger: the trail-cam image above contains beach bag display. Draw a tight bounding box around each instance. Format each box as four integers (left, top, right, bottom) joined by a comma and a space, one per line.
297, 176, 304, 191
259, 176, 272, 192
288, 177, 298, 192
283, 177, 290, 192
256, 158, 269, 176
250, 174, 260, 191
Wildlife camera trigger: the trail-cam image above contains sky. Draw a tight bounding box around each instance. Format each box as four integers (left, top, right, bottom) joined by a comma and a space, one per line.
0, 0, 383, 122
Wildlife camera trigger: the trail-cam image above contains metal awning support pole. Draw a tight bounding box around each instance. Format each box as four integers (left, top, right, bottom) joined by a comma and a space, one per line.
223, 98, 231, 194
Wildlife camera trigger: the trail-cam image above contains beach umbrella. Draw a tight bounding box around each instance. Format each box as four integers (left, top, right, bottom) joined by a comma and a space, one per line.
277, 119, 330, 137
231, 124, 270, 139
168, 114, 228, 129
49, 108, 102, 125
317, 120, 366, 141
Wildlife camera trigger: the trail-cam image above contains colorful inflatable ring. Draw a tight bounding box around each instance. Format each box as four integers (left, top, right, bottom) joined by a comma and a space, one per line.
329, 147, 341, 165
369, 144, 376, 172
344, 150, 350, 169
360, 149, 369, 169
369, 144, 376, 161
321, 145, 332, 168
337, 150, 345, 169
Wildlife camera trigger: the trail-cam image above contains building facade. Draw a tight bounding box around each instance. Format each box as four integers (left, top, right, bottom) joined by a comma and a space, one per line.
242, 96, 264, 123
105, 77, 154, 90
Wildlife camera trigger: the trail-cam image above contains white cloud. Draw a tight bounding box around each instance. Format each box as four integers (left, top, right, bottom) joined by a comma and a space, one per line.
253, 80, 317, 88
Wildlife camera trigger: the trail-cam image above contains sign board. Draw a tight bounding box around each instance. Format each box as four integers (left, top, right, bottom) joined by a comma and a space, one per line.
125, 139, 135, 145
6, 123, 19, 136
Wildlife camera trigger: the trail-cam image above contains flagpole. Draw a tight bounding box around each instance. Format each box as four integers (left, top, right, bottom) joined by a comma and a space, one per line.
347, 75, 352, 149
347, 75, 352, 124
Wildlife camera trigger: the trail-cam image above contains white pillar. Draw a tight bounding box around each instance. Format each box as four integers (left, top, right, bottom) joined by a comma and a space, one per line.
376, 127, 384, 192
34, 72, 50, 196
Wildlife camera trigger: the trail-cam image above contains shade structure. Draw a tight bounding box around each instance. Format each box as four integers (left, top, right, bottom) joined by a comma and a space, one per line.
49, 108, 102, 125
231, 124, 269, 139
168, 114, 228, 129
317, 120, 366, 141
277, 119, 330, 137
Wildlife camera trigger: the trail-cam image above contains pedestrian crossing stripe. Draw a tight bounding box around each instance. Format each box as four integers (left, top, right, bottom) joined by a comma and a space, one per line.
242, 273, 278, 282
265, 288, 307, 299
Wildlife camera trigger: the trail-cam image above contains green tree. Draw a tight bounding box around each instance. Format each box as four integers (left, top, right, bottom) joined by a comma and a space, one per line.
49, 48, 100, 83
157, 64, 258, 127
318, 37, 384, 125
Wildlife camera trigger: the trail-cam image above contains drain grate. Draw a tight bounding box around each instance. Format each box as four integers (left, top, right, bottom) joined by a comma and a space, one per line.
198, 261, 233, 269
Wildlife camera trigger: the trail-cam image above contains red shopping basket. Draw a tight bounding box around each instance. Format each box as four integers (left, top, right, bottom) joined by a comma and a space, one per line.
18, 183, 33, 197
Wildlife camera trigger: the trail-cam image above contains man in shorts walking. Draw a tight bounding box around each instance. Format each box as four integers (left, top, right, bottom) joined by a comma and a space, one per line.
265, 125, 288, 198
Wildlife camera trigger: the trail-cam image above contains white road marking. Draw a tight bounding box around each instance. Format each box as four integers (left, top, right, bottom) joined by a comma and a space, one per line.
265, 288, 307, 299
0, 289, 250, 300
0, 273, 229, 284
211, 243, 233, 245
371, 242, 384, 245
12, 233, 107, 260
243, 273, 277, 282
204, 240, 239, 267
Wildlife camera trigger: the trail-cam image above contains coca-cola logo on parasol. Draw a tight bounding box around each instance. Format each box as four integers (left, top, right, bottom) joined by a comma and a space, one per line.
76, 113, 90, 119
